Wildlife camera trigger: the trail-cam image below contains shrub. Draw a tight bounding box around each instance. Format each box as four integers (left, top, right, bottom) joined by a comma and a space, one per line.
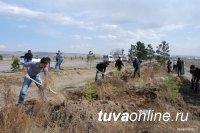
113, 70, 122, 79
85, 81, 97, 101
11, 58, 20, 72
160, 74, 179, 105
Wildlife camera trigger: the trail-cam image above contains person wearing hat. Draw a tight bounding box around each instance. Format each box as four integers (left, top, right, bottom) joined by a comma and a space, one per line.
95, 61, 109, 81
57, 50, 62, 55
190, 65, 200, 93
115, 57, 124, 71
55, 50, 63, 71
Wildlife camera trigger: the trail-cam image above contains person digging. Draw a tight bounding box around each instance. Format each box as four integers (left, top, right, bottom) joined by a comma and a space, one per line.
18, 57, 49, 104
115, 57, 124, 71
190, 65, 200, 93
95, 61, 109, 81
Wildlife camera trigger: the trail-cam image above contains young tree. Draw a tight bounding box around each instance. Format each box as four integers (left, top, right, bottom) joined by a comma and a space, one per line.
129, 41, 147, 59
11, 57, 20, 72
156, 41, 170, 66
146, 44, 155, 62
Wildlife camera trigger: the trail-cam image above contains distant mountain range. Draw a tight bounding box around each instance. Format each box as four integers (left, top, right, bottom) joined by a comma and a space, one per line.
0, 51, 102, 58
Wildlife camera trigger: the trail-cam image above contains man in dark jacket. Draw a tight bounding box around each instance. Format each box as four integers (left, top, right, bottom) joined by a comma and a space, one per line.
177, 58, 182, 77
133, 57, 141, 78
190, 65, 200, 93
167, 59, 172, 73
95, 61, 109, 81
24, 50, 33, 63
115, 57, 124, 71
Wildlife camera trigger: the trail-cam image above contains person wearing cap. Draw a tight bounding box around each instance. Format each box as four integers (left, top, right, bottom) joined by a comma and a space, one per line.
18, 57, 49, 104
95, 61, 109, 81
55, 50, 63, 71
190, 65, 200, 93
132, 57, 141, 78
115, 57, 124, 71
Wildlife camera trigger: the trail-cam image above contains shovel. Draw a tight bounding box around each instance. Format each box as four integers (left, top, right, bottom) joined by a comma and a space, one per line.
25, 74, 57, 94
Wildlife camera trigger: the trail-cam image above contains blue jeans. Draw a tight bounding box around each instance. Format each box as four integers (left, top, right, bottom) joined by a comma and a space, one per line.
48, 62, 51, 68
18, 75, 42, 103
55, 62, 61, 70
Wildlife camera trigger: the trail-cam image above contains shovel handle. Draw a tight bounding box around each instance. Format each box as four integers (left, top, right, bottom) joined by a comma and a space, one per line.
25, 75, 56, 94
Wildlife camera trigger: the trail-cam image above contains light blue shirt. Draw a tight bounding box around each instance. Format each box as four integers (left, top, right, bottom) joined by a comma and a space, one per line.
24, 61, 48, 76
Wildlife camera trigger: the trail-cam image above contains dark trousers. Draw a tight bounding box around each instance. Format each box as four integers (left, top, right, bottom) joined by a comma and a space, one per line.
177, 67, 182, 76
191, 77, 200, 93
117, 66, 122, 71
167, 66, 171, 73
134, 67, 140, 78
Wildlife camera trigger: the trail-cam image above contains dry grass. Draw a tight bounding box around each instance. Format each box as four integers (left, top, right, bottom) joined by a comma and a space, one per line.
0, 62, 199, 133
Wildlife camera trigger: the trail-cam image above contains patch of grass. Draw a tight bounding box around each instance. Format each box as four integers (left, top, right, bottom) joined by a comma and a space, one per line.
113, 70, 122, 79
160, 74, 179, 105
85, 81, 97, 101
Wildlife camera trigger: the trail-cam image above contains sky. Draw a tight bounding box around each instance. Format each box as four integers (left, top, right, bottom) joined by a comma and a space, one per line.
0, 0, 200, 56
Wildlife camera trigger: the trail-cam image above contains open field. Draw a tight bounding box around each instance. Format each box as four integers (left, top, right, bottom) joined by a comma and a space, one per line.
0, 59, 200, 133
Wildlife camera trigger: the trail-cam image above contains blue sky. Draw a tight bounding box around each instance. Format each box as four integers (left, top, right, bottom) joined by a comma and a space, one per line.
0, 0, 200, 56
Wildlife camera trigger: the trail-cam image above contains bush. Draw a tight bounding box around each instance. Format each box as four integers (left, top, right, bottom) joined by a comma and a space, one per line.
85, 81, 97, 101
113, 70, 122, 79
11, 58, 20, 72
160, 74, 179, 105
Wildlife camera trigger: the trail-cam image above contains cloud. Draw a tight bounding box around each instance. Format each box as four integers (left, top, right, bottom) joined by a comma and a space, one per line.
72, 35, 93, 40
157, 24, 184, 32
96, 35, 117, 41
0, 44, 6, 49
97, 24, 120, 31
0, 1, 40, 17
0, 1, 77, 25
0, 0, 200, 55
70, 44, 95, 52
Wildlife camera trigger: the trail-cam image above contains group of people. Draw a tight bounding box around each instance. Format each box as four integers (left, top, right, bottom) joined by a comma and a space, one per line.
95, 56, 141, 81
167, 57, 200, 93
23, 50, 63, 71
167, 58, 185, 76
18, 50, 199, 104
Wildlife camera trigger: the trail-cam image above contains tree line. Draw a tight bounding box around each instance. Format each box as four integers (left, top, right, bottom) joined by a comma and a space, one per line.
129, 41, 170, 65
